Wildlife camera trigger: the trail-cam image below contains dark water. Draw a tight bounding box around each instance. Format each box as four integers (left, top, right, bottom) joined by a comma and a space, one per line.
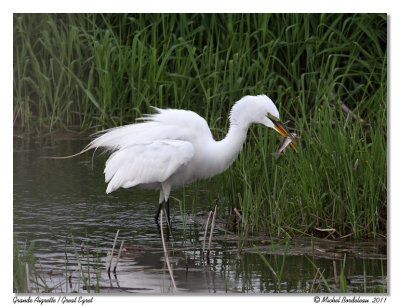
13, 137, 387, 293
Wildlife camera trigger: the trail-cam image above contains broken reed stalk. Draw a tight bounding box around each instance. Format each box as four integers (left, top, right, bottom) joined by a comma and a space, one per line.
310, 267, 320, 293
25, 263, 32, 293
113, 240, 125, 274
207, 206, 217, 260
160, 210, 177, 293
233, 208, 242, 222
339, 101, 364, 123
108, 229, 120, 276
334, 99, 372, 127
202, 210, 213, 259
333, 260, 339, 285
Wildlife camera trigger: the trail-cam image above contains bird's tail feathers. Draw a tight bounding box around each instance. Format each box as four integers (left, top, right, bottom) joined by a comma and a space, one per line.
41, 144, 93, 159
42, 129, 114, 159
44, 107, 170, 159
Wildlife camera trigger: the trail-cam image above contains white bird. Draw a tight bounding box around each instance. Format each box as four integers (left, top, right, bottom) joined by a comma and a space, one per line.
69, 95, 296, 224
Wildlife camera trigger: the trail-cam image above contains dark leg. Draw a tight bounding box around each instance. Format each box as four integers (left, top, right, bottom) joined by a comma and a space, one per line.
166, 199, 171, 225
155, 202, 163, 224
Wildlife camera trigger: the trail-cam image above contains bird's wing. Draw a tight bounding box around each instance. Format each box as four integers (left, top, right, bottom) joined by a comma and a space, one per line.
87, 108, 212, 151
87, 122, 180, 152
104, 140, 194, 194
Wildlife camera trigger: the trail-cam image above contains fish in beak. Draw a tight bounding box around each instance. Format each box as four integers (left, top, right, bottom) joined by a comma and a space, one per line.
268, 114, 297, 152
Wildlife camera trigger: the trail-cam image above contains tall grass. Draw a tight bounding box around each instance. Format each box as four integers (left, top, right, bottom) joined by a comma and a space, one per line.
13, 235, 102, 293
13, 236, 51, 293
13, 13, 387, 238
13, 237, 36, 293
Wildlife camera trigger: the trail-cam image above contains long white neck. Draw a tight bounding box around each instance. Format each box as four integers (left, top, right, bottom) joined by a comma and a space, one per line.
200, 94, 279, 179
207, 120, 250, 177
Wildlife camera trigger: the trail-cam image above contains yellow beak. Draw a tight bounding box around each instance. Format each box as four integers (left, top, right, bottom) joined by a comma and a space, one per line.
271, 119, 297, 152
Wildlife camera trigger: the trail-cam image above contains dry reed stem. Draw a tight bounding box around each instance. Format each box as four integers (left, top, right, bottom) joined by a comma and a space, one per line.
310, 267, 320, 293
207, 206, 217, 259
339, 101, 365, 123
160, 210, 177, 293
202, 210, 213, 258
25, 263, 32, 293
233, 208, 242, 222
314, 227, 336, 239
108, 229, 120, 275
333, 260, 339, 285
113, 240, 125, 274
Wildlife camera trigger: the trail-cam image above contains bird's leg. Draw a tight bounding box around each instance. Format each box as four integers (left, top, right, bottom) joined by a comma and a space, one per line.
160, 183, 172, 226
155, 202, 163, 224
155, 189, 165, 224
166, 199, 171, 225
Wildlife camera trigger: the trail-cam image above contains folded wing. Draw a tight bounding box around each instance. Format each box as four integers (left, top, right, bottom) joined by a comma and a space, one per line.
104, 140, 194, 193
85, 107, 210, 193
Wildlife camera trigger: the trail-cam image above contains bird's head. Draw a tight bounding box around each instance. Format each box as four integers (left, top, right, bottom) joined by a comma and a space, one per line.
231, 95, 297, 152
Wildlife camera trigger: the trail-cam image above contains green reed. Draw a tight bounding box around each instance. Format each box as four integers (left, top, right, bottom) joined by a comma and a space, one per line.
13, 236, 36, 293
13, 13, 387, 238
13, 236, 50, 293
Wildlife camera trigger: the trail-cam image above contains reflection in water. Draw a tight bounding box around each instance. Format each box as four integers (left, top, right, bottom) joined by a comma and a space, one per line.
13, 138, 387, 293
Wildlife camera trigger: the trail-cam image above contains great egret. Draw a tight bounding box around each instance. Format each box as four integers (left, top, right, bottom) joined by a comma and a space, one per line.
69, 95, 297, 224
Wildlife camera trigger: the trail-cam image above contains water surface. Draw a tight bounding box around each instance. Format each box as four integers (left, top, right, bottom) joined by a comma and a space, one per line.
13, 137, 387, 293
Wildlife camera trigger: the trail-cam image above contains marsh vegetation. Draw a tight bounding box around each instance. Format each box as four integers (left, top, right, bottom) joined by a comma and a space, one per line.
13, 13, 387, 293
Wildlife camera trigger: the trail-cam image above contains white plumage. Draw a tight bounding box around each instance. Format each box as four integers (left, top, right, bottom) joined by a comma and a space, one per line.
104, 140, 194, 194
85, 94, 296, 223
